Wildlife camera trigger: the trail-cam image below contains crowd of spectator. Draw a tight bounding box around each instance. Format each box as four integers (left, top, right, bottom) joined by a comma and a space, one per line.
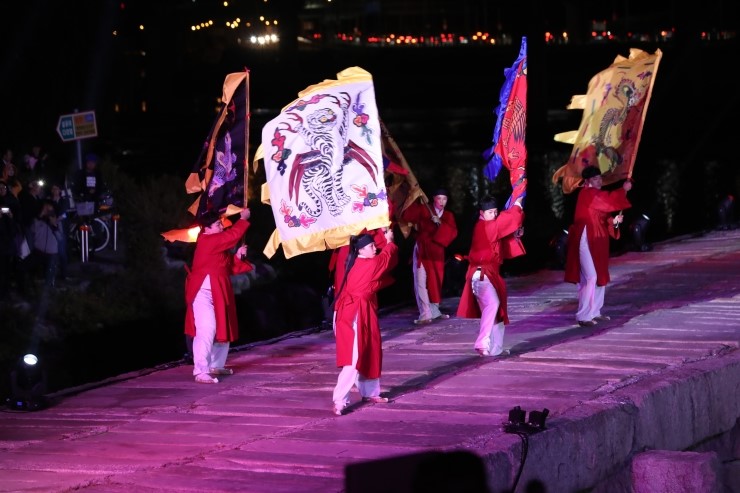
0, 144, 105, 302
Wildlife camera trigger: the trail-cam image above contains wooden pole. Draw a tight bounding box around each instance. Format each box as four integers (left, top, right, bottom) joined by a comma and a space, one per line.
243, 68, 250, 207
378, 119, 437, 228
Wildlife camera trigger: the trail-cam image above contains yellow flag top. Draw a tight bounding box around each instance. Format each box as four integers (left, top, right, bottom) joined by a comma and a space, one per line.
552, 48, 662, 193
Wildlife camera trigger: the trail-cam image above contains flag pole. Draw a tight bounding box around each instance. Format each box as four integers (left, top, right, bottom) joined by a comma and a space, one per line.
239, 68, 251, 250
243, 67, 250, 207
378, 119, 435, 220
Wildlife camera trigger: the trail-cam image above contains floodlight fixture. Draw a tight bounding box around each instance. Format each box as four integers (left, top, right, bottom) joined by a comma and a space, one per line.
549, 229, 568, 269
717, 195, 735, 230
508, 405, 526, 425
6, 353, 49, 411
504, 406, 550, 435
527, 408, 550, 429
629, 213, 652, 252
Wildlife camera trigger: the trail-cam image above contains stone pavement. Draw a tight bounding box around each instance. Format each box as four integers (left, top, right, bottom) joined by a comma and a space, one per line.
1, 229, 739, 493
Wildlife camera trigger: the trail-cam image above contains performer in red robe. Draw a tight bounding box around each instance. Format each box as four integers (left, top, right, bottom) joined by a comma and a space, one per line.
400, 188, 457, 324
457, 196, 525, 356
185, 208, 253, 383
332, 230, 397, 416
564, 166, 632, 327
328, 227, 388, 295
327, 175, 404, 301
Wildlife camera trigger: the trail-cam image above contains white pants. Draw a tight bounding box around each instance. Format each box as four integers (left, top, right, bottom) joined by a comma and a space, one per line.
332, 315, 380, 410
576, 226, 605, 322
472, 270, 506, 356
192, 275, 230, 376
412, 244, 442, 321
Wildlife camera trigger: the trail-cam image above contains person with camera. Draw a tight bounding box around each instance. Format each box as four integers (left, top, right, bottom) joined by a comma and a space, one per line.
184, 207, 253, 384
0, 178, 31, 296
30, 201, 63, 288
0, 180, 19, 297
72, 153, 105, 218
48, 184, 72, 282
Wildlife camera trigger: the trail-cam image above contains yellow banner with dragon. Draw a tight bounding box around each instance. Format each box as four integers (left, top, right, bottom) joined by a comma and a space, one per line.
552, 48, 662, 194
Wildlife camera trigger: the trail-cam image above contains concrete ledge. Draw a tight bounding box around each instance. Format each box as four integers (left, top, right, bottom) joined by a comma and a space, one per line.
631, 450, 722, 493
621, 352, 740, 452
482, 351, 740, 492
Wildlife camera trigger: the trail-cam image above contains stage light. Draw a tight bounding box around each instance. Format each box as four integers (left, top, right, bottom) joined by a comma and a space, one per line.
716, 195, 735, 230
508, 405, 526, 425
6, 353, 49, 411
548, 229, 568, 269
446, 253, 468, 296
629, 213, 652, 252
527, 408, 550, 429
504, 406, 549, 435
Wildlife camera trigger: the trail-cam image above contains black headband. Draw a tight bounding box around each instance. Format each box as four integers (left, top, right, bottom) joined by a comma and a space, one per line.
355, 234, 375, 250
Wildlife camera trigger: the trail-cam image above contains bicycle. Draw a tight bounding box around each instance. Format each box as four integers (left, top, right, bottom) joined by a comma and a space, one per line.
66, 193, 116, 254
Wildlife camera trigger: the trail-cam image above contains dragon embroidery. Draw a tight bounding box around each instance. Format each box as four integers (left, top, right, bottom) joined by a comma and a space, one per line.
592, 77, 642, 172
208, 131, 237, 197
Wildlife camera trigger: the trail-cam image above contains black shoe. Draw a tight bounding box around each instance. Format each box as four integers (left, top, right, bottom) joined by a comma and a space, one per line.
578, 320, 597, 327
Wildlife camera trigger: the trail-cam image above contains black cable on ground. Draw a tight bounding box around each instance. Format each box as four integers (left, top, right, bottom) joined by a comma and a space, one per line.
511, 431, 529, 492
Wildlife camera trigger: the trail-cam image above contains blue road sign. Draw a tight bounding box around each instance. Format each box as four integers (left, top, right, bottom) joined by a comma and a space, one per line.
56, 111, 97, 142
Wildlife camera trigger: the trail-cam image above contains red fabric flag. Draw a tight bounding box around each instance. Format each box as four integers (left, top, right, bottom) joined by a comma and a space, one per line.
483, 36, 527, 209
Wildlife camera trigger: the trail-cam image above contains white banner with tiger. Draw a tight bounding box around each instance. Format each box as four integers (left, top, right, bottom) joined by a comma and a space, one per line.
256, 67, 389, 259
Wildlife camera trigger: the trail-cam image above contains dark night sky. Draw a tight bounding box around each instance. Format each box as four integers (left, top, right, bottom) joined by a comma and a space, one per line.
0, 1, 737, 178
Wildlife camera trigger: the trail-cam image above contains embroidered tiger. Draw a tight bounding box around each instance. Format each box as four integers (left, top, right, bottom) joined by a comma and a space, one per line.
285, 94, 353, 217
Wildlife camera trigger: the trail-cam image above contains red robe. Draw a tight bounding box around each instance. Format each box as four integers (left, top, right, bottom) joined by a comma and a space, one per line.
334, 242, 398, 379
564, 187, 631, 286
328, 228, 389, 293
400, 201, 457, 302
457, 207, 525, 324
184, 220, 252, 343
